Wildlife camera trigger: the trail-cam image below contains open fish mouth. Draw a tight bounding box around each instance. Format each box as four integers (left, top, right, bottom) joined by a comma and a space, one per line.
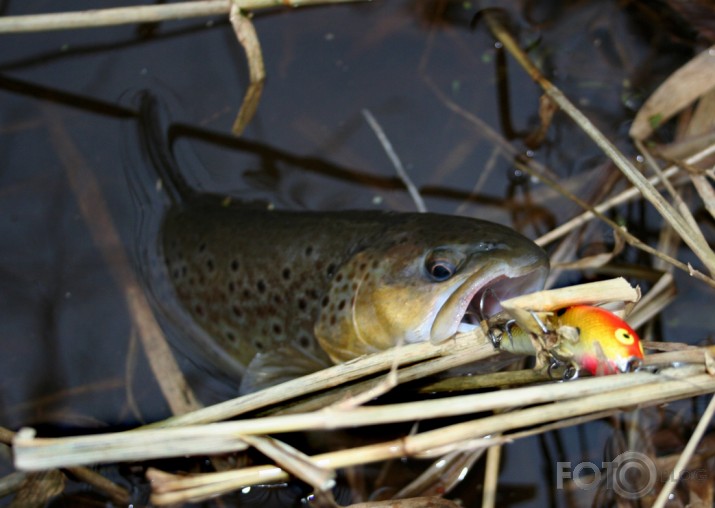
430, 261, 549, 343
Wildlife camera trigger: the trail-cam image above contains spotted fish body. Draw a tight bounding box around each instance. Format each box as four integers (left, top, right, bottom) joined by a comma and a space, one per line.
498, 305, 644, 375
161, 197, 549, 387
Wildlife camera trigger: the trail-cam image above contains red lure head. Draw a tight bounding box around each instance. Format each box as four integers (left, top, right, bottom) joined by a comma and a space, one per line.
555, 305, 644, 375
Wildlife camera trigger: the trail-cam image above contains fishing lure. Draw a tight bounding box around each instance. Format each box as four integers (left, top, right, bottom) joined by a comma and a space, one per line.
492, 305, 644, 377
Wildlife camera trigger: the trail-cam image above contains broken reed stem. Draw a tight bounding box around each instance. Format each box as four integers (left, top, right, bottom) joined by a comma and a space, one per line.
482, 11, 715, 280
482, 445, 501, 508
230, 6, 265, 135
146, 365, 715, 504
0, 0, 365, 33
13, 361, 710, 471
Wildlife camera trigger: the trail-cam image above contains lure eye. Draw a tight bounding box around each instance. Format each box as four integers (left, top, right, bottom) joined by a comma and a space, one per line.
426, 259, 456, 282
614, 327, 635, 345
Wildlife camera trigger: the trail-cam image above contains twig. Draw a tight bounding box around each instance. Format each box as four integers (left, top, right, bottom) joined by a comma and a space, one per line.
362, 109, 428, 213
230, 6, 265, 135
0, 0, 366, 34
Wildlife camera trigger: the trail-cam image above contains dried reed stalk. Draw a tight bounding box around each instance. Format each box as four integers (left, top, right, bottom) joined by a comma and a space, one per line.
0, 0, 364, 33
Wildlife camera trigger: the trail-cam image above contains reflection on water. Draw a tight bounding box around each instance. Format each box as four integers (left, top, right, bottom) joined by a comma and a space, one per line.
0, 0, 712, 505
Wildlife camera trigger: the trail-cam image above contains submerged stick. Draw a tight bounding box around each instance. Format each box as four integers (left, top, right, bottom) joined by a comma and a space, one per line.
45, 110, 201, 416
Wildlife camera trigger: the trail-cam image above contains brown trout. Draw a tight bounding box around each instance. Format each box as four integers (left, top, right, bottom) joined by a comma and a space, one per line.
161, 198, 549, 391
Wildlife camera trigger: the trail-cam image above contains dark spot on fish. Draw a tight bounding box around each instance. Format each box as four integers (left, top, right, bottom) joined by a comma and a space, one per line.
243, 289, 251, 298
359, 262, 367, 271
352, 282, 358, 291
257, 280, 266, 293
307, 289, 319, 300
172, 269, 180, 279
181, 266, 188, 276
273, 294, 283, 305
255, 340, 264, 351
315, 260, 323, 271
336, 273, 343, 283
282, 267, 291, 280
231, 259, 240, 272
321, 296, 330, 308
299, 335, 311, 348
326, 263, 336, 278
372, 259, 379, 269
232, 305, 242, 317
198, 242, 206, 253
330, 315, 337, 326
305, 246, 313, 256
195, 304, 204, 317
298, 298, 307, 311
206, 259, 214, 271
226, 331, 237, 342
228, 281, 235, 293
273, 324, 282, 334
338, 299, 346, 311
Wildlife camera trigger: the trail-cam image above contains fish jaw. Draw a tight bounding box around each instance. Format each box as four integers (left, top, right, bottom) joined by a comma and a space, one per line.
430, 258, 550, 343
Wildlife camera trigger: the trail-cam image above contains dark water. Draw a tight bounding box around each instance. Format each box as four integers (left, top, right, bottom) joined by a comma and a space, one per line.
1, 0, 712, 506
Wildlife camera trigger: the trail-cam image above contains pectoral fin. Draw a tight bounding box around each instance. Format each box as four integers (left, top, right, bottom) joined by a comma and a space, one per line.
239, 343, 333, 394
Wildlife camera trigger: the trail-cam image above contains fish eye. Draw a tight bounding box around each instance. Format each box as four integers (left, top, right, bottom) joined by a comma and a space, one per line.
424, 249, 462, 282
614, 327, 635, 345
428, 261, 454, 281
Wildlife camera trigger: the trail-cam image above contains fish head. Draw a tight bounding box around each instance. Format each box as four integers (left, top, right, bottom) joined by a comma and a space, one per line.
315, 214, 549, 363
555, 305, 644, 375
